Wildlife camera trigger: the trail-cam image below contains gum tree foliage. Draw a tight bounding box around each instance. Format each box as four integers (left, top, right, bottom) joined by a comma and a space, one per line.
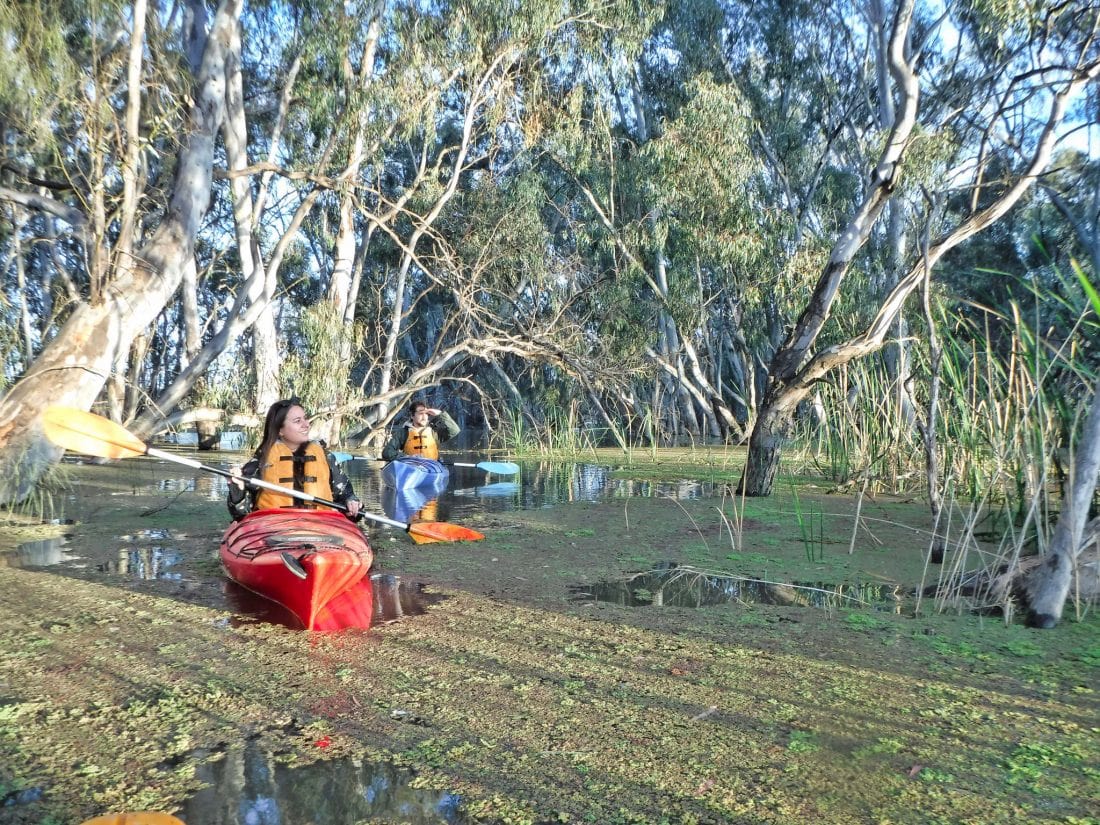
1, 0, 1097, 525
514, 0, 774, 444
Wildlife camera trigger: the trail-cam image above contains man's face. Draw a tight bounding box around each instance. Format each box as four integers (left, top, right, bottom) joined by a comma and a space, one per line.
411, 406, 431, 425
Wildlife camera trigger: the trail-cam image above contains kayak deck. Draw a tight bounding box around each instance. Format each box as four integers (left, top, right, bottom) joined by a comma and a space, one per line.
220, 508, 373, 631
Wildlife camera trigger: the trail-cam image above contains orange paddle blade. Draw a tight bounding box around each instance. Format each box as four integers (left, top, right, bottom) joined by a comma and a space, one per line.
408, 521, 485, 545
42, 406, 148, 459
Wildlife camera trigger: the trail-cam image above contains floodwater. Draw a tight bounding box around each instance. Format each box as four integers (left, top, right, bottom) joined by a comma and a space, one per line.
25, 456, 909, 613
570, 561, 907, 612
9, 455, 909, 823
177, 739, 465, 824
141, 456, 720, 520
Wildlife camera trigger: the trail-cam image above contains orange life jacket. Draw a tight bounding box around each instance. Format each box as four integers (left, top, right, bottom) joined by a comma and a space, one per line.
403, 425, 440, 460
255, 441, 332, 510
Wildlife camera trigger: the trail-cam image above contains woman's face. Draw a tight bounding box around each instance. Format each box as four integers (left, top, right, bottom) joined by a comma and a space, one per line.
278, 405, 311, 448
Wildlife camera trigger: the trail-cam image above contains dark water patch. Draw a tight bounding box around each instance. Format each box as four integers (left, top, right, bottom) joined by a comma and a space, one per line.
96, 546, 184, 580
372, 573, 448, 623
222, 581, 320, 630
571, 562, 906, 611
179, 740, 465, 824
1, 786, 44, 807
1, 536, 79, 568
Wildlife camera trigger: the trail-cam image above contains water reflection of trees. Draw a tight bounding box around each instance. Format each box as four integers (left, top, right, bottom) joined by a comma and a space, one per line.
0, 538, 77, 568
181, 740, 464, 824
572, 563, 905, 613
518, 462, 714, 507
134, 460, 720, 522
96, 546, 183, 580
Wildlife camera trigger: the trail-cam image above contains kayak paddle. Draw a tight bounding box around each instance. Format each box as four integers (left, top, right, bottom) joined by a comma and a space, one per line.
332, 451, 520, 475
41, 406, 484, 545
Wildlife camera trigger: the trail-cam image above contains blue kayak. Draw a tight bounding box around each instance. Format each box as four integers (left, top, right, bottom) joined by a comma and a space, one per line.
381, 455, 450, 490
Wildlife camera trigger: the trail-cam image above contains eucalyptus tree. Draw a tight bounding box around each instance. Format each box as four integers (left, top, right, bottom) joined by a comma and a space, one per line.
0, 0, 242, 503
130, 0, 368, 437
1040, 149, 1100, 280
512, 0, 778, 446
321, 0, 679, 446
731, 0, 1100, 496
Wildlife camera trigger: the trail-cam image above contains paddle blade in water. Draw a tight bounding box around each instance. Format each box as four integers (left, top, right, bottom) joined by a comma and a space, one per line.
42, 406, 148, 459
478, 461, 520, 474
408, 521, 485, 544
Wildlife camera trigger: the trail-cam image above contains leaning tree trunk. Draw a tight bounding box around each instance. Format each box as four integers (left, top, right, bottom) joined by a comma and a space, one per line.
738, 3, 1095, 497
1026, 374, 1100, 628
0, 0, 240, 504
739, 390, 802, 496
739, 0, 919, 496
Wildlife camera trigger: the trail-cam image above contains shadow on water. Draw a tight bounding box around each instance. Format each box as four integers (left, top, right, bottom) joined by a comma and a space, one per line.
570, 562, 907, 612
178, 738, 465, 824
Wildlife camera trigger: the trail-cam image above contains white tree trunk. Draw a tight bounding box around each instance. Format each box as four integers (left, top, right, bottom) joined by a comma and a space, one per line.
0, 0, 241, 503
1026, 375, 1100, 627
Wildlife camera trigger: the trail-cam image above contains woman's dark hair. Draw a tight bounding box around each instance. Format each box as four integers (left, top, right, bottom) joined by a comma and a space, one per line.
255, 397, 301, 460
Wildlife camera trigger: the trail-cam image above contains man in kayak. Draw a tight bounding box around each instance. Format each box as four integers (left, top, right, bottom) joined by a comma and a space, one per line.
381, 399, 460, 461
227, 398, 361, 521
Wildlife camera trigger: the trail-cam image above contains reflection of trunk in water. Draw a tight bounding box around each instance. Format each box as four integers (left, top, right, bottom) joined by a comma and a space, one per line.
375, 574, 405, 620
100, 546, 181, 580
370, 574, 447, 624
579, 564, 905, 612
181, 739, 464, 824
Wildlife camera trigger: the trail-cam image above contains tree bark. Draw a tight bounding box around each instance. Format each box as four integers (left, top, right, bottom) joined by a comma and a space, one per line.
1026, 374, 1100, 627
741, 0, 919, 495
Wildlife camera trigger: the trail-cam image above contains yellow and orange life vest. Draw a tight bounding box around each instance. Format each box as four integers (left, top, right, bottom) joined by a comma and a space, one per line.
255, 441, 332, 510
402, 426, 440, 459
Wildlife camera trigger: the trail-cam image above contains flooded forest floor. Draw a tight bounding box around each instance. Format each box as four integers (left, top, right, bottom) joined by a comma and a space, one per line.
0, 453, 1097, 824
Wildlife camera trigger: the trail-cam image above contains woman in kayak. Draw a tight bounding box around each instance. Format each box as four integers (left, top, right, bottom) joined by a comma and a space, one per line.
227, 398, 361, 521
381, 398, 460, 461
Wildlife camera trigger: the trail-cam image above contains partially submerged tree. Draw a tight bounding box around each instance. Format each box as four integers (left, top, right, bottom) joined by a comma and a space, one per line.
736, 0, 1100, 495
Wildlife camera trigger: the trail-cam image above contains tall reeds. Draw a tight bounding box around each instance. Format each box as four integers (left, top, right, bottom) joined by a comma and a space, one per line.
0, 450, 69, 526
803, 263, 1097, 618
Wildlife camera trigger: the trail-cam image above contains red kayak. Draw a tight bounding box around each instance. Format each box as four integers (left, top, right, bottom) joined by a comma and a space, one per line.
219, 508, 373, 631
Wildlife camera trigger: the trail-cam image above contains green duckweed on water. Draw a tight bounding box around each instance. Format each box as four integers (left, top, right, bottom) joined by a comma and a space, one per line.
0, 455, 1097, 824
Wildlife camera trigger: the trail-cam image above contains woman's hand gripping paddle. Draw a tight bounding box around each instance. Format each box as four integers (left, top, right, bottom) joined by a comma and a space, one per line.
42, 406, 484, 545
